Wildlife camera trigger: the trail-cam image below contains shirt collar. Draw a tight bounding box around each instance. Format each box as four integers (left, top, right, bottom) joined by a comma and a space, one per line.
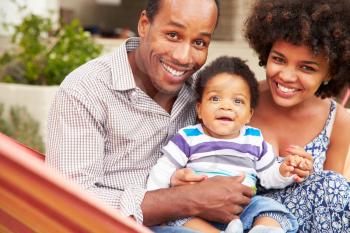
111, 37, 139, 91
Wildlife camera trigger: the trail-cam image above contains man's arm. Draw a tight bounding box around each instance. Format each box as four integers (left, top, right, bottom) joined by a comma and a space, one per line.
47, 87, 253, 226
142, 175, 253, 226
46, 87, 145, 222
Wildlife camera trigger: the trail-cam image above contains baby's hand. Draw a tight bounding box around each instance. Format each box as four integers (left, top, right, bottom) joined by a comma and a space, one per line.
170, 168, 207, 187
279, 155, 297, 178
283, 145, 313, 182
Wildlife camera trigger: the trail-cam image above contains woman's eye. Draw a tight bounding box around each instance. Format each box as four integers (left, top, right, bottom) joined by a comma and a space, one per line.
273, 56, 284, 64
300, 65, 316, 73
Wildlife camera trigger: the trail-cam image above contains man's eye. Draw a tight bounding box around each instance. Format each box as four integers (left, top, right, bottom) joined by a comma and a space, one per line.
167, 32, 178, 40
194, 40, 206, 48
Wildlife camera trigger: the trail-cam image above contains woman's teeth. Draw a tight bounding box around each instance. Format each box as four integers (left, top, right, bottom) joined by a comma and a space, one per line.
277, 83, 296, 93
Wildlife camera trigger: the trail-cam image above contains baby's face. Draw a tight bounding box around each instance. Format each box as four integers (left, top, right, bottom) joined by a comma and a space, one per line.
196, 73, 253, 139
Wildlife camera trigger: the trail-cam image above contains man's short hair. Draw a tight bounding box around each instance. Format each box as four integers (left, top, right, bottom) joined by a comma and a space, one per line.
145, 0, 221, 26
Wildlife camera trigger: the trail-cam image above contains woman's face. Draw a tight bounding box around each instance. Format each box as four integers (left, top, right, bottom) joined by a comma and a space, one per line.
266, 40, 330, 107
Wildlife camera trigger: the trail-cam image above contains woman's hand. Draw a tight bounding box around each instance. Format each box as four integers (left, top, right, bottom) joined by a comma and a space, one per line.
170, 168, 207, 187
284, 145, 313, 182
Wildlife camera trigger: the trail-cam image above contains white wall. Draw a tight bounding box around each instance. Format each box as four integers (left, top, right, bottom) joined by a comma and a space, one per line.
0, 0, 59, 36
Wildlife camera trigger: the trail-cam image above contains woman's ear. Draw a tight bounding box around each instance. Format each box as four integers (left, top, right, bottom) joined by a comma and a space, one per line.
138, 10, 150, 38
323, 77, 331, 85
323, 72, 332, 85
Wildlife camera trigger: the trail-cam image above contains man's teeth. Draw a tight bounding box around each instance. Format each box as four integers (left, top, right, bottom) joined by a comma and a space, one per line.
278, 83, 296, 93
162, 62, 185, 77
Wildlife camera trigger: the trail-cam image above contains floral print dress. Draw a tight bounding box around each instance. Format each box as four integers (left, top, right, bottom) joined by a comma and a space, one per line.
261, 100, 350, 233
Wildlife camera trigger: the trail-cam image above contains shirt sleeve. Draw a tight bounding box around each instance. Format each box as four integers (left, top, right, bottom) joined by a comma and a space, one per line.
46, 87, 146, 223
257, 160, 294, 189
255, 141, 294, 189
147, 132, 189, 190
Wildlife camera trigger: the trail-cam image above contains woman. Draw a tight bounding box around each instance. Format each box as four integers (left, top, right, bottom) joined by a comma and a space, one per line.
172, 0, 350, 232
243, 0, 350, 232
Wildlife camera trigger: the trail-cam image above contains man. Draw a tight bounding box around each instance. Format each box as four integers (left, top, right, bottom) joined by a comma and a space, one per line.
46, 0, 253, 231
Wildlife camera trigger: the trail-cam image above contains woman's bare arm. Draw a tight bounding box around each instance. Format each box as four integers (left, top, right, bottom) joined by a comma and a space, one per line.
324, 105, 350, 174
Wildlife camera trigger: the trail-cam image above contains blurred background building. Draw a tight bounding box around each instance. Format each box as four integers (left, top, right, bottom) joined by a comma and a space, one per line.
0, 0, 263, 77
0, 0, 264, 150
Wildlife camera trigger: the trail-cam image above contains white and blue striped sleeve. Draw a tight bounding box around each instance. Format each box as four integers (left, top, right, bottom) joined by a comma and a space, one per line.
147, 131, 190, 190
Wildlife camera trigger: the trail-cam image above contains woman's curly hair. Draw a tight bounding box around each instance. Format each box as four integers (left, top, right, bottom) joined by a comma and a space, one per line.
244, 0, 350, 98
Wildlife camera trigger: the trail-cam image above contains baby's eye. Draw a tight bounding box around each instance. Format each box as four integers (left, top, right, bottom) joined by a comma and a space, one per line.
210, 96, 220, 102
233, 98, 244, 104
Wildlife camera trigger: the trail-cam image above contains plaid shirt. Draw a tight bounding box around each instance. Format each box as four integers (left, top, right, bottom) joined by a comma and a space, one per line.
46, 37, 197, 223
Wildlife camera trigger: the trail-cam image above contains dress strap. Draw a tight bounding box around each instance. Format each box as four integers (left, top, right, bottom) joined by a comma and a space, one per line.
325, 99, 337, 138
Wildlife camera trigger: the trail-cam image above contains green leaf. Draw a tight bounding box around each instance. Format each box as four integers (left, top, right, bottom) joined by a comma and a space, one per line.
0, 11, 102, 85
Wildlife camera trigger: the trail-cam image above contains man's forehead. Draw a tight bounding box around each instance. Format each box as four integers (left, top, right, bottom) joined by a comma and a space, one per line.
156, 0, 218, 22
159, 0, 218, 11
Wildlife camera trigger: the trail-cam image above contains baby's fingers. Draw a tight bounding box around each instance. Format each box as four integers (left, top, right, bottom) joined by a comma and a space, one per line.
280, 162, 295, 177
293, 167, 310, 179
170, 168, 206, 186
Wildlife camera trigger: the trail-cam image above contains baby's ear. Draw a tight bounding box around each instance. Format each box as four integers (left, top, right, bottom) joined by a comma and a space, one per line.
196, 102, 202, 120
246, 108, 254, 124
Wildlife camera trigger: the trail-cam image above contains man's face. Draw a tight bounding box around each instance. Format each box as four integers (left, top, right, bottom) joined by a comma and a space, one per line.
136, 0, 218, 96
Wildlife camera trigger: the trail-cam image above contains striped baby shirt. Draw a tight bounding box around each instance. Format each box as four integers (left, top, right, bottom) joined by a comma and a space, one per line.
147, 124, 294, 191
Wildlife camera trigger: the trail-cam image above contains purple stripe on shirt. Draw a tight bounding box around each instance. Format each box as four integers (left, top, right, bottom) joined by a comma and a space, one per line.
259, 141, 268, 161
191, 141, 261, 158
170, 134, 263, 159
170, 133, 191, 158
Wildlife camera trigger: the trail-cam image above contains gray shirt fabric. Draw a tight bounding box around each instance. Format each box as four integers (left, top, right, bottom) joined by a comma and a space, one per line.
46, 37, 198, 223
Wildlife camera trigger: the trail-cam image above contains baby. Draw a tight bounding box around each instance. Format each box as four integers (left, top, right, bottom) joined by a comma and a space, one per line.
148, 56, 312, 233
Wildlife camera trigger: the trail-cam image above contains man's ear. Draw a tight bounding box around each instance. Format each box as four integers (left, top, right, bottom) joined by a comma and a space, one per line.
138, 10, 150, 38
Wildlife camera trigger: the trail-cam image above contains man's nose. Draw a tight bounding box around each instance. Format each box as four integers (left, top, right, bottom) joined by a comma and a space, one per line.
172, 43, 192, 65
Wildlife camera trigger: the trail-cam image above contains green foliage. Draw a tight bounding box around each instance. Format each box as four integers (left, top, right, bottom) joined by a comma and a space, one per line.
0, 103, 45, 153
0, 13, 102, 85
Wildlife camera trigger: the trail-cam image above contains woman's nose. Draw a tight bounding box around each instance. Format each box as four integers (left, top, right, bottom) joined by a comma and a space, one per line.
280, 68, 297, 81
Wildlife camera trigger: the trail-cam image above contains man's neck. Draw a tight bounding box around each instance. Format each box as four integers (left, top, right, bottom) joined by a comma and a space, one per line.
153, 93, 176, 113
128, 49, 177, 113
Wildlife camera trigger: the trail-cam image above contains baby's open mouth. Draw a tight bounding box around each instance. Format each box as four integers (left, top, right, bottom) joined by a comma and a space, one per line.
216, 117, 233, 121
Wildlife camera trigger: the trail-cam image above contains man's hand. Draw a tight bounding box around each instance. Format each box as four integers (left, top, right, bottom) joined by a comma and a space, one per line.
142, 173, 253, 226
189, 174, 253, 223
